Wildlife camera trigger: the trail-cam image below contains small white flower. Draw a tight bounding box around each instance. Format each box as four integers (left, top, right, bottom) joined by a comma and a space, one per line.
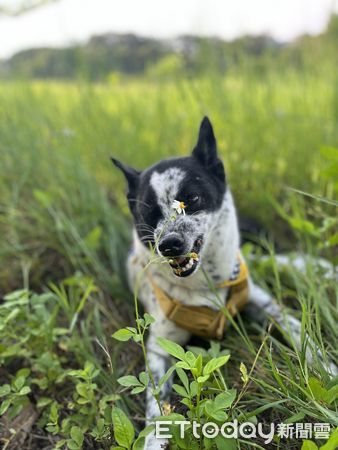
172, 199, 186, 215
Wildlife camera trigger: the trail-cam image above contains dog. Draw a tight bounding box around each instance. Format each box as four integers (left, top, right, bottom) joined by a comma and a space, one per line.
112, 117, 336, 450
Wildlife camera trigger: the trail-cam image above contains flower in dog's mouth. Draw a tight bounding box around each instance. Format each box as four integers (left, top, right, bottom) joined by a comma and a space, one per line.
167, 200, 201, 277
171, 199, 186, 215
167, 238, 203, 277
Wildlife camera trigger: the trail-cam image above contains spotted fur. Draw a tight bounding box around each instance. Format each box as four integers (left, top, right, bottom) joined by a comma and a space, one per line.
112, 117, 337, 450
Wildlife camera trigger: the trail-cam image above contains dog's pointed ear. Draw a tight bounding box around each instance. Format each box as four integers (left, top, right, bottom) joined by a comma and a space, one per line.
192, 116, 217, 168
192, 117, 225, 183
111, 157, 140, 193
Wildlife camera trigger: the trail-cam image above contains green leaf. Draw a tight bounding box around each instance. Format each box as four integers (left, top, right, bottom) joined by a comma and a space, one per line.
37, 397, 53, 408
308, 377, 328, 402
301, 441, 318, 450
211, 410, 228, 422
76, 383, 90, 398
289, 217, 318, 236
118, 376, 142, 387
203, 436, 214, 449
67, 441, 80, 450
132, 426, 155, 450
197, 375, 210, 384
321, 427, 338, 450
176, 368, 189, 392
0, 399, 11, 416
136, 318, 145, 328
49, 402, 59, 424
0, 384, 11, 397
204, 390, 236, 422
84, 226, 102, 250
158, 366, 175, 390
112, 328, 136, 342
70, 426, 84, 447
131, 386, 146, 394
215, 435, 237, 450
4, 289, 29, 303
138, 424, 155, 438
112, 407, 135, 449
19, 386, 31, 396
203, 355, 230, 375
205, 400, 228, 421
190, 381, 198, 397
326, 385, 338, 404
214, 390, 237, 409
172, 384, 189, 398
33, 189, 53, 208
185, 351, 196, 366
157, 337, 186, 361
16, 368, 31, 378
132, 438, 145, 450
176, 361, 191, 370
139, 372, 149, 386
181, 398, 192, 408
194, 354, 203, 377
172, 422, 190, 449
144, 313, 156, 326
14, 376, 25, 391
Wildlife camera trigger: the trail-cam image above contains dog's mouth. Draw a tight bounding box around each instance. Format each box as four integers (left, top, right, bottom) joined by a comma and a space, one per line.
167, 237, 203, 277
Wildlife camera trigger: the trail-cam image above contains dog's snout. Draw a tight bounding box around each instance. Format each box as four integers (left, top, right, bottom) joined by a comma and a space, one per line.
158, 236, 185, 257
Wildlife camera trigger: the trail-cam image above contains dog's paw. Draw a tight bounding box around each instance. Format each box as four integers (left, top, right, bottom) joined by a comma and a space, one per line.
144, 431, 169, 450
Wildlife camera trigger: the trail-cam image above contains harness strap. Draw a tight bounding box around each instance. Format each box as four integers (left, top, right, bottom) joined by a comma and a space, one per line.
149, 256, 249, 339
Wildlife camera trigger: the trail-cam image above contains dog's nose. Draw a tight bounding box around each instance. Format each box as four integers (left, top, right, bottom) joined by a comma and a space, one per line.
158, 236, 185, 257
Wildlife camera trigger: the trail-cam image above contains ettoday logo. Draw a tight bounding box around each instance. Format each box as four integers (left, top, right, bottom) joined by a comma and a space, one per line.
155, 420, 332, 444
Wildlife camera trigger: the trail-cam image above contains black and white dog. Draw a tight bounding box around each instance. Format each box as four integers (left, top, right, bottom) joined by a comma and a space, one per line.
112, 117, 336, 450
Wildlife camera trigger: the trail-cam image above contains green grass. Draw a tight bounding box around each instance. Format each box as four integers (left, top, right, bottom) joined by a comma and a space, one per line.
0, 71, 337, 449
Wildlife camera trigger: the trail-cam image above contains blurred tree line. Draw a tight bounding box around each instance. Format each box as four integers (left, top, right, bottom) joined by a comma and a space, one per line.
0, 0, 57, 16
0, 14, 337, 81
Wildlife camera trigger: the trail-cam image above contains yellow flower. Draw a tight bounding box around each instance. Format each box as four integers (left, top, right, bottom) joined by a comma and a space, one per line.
172, 199, 186, 215
162, 402, 175, 416
190, 252, 199, 261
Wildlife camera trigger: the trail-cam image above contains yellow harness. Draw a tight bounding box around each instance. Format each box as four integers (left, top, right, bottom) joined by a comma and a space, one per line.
149, 257, 249, 339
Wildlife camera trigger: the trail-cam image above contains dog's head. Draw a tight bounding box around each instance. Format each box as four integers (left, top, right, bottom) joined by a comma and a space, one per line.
112, 117, 226, 278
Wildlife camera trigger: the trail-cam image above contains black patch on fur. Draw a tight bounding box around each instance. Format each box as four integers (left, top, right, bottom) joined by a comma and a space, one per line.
112, 117, 226, 246
192, 116, 226, 184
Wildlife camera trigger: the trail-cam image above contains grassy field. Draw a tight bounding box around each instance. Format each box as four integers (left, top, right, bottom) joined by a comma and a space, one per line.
0, 71, 337, 449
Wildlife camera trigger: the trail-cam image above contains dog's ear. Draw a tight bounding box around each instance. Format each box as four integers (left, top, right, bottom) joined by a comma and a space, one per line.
111, 157, 140, 194
192, 116, 218, 167
192, 117, 225, 182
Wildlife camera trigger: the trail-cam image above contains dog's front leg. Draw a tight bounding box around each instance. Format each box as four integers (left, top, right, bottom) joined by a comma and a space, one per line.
247, 278, 337, 376
144, 332, 171, 450
144, 313, 190, 450
145, 332, 172, 421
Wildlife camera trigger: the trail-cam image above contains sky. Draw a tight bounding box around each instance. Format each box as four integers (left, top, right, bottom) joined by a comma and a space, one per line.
0, 0, 337, 59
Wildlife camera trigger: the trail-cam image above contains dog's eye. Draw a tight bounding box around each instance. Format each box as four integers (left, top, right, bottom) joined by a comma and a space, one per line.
189, 195, 200, 204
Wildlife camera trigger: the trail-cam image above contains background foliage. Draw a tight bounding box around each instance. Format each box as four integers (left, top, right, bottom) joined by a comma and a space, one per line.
0, 14, 337, 450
